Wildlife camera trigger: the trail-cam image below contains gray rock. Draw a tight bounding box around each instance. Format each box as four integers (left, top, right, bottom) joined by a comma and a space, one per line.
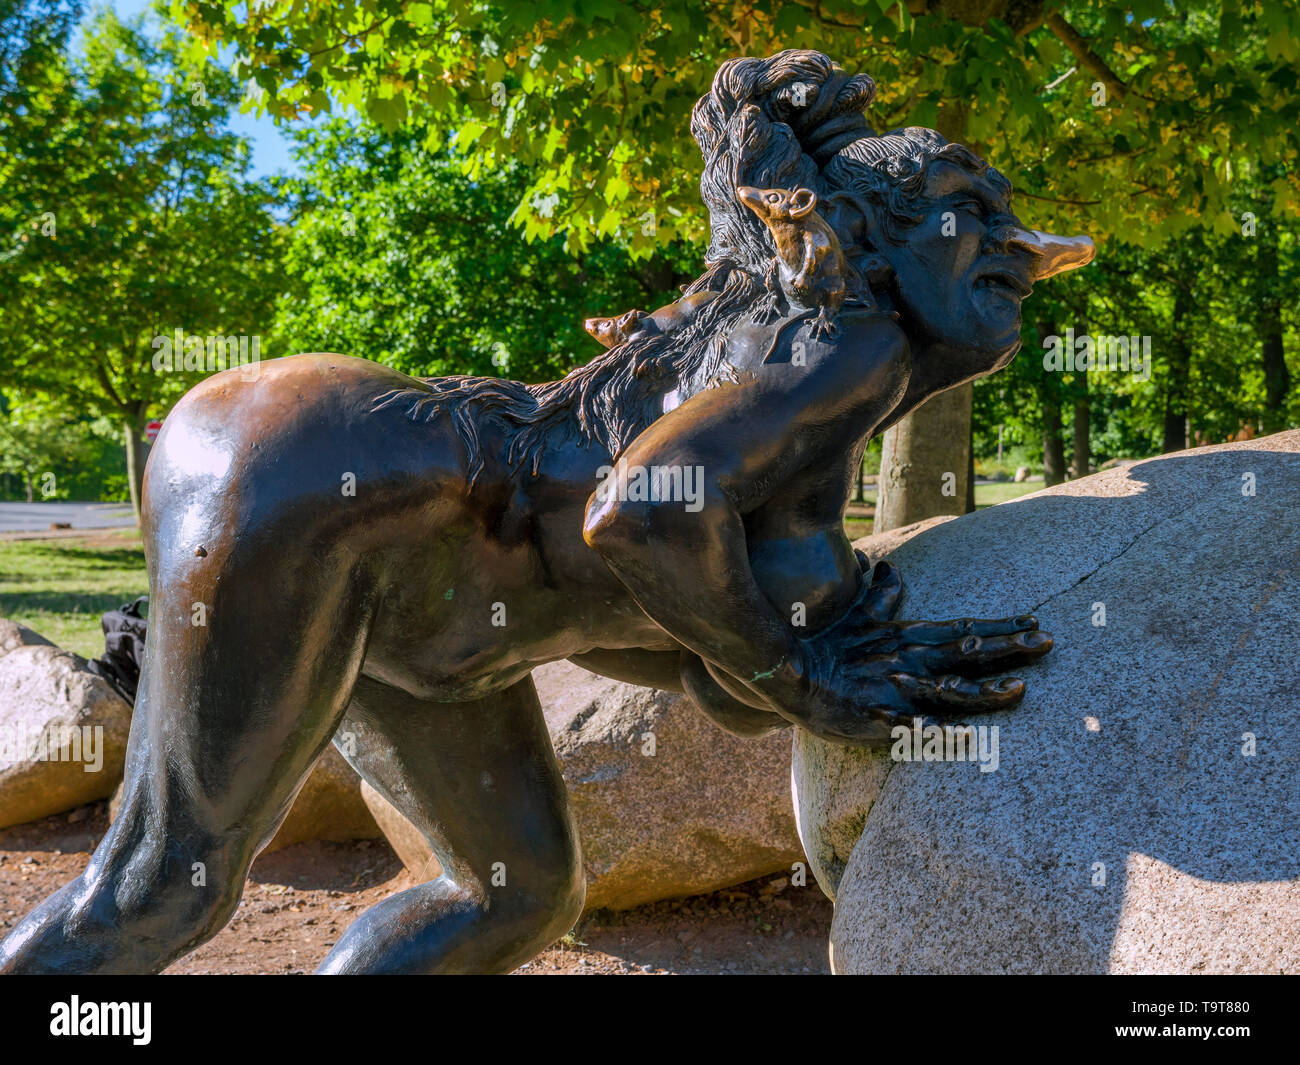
0, 618, 55, 658
793, 430, 1300, 974
366, 660, 804, 910
0, 632, 132, 829
1013, 465, 1031, 482
262, 744, 381, 853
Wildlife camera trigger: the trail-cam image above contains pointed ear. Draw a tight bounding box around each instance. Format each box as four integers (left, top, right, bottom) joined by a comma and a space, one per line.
789, 187, 818, 218
820, 191, 895, 291
822, 191, 869, 252
839, 191, 891, 254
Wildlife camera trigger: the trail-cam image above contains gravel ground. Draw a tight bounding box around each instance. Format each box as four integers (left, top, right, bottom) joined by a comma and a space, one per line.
1, 803, 833, 975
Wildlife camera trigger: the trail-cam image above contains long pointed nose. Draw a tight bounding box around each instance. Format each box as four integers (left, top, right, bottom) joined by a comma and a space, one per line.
585, 318, 614, 347
997, 227, 1096, 279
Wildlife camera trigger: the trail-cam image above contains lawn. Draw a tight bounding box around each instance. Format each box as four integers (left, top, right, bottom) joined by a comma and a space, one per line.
0, 529, 148, 659
842, 480, 1041, 542
974, 480, 1043, 507
0, 480, 1046, 659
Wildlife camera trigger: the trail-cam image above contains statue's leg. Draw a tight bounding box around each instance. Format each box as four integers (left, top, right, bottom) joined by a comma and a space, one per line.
0, 523, 377, 975
318, 672, 584, 974
569, 646, 791, 738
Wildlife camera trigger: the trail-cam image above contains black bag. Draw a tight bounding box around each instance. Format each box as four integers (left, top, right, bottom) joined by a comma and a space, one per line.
87, 596, 148, 706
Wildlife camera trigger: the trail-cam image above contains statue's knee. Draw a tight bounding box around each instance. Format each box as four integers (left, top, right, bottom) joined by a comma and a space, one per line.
548, 862, 586, 931
86, 822, 241, 939
488, 841, 585, 941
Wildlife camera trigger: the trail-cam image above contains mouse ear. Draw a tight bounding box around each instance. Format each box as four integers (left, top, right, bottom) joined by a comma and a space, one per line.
789, 187, 818, 218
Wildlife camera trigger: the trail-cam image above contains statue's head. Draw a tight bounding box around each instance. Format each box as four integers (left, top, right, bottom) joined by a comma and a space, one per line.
821, 128, 1094, 357
688, 50, 1094, 363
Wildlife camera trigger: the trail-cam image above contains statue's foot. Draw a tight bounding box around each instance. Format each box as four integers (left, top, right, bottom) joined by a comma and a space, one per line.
808, 308, 839, 341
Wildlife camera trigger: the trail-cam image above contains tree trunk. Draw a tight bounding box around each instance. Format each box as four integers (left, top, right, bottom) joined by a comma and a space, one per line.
966, 418, 976, 512
1258, 232, 1290, 434
1037, 319, 1066, 487
23, 468, 33, 504
1162, 289, 1192, 453
873, 104, 975, 533
1042, 394, 1066, 487
123, 417, 145, 525
875, 383, 973, 530
1071, 369, 1089, 479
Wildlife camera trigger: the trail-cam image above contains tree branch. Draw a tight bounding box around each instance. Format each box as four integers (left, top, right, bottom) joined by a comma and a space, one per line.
1015, 189, 1102, 207
1043, 11, 1131, 104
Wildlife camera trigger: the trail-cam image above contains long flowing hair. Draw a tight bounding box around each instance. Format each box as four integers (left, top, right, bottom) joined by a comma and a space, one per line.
373, 51, 980, 485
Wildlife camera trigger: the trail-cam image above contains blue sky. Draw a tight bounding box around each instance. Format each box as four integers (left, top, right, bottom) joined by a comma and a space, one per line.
95, 0, 306, 179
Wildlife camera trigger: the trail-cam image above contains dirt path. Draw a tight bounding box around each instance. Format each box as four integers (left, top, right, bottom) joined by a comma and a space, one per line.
1, 803, 832, 975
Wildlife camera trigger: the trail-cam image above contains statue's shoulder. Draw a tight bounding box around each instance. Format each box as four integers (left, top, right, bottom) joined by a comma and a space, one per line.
722, 305, 908, 377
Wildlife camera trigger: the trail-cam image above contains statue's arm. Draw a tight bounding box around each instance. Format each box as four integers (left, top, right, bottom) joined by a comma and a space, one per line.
582, 323, 907, 734
583, 316, 1049, 745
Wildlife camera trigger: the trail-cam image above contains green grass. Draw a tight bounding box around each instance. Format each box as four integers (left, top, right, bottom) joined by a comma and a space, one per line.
844, 518, 872, 541
973, 481, 1042, 507
0, 529, 147, 659
842, 480, 1042, 541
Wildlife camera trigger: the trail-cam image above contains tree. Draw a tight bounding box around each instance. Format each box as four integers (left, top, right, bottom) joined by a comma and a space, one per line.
171, 0, 1300, 527
0, 9, 287, 521
974, 212, 1297, 480
274, 120, 701, 383
0, 393, 96, 502
171, 2, 1300, 243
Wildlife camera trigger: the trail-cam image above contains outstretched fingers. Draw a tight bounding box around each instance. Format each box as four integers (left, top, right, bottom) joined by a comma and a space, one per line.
902, 629, 1053, 676
890, 672, 1027, 716
895, 614, 1041, 644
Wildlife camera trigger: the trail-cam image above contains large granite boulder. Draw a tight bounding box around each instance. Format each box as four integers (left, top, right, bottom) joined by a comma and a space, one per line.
365, 660, 804, 910
0, 621, 132, 829
793, 431, 1300, 974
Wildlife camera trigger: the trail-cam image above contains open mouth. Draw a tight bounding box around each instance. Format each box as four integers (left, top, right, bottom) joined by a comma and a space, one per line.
974, 270, 1032, 298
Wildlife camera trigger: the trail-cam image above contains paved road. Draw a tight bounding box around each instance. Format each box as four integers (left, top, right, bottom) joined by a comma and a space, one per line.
0, 501, 136, 533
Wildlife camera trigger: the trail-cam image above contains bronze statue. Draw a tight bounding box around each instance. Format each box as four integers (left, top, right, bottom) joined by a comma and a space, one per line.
0, 50, 1092, 975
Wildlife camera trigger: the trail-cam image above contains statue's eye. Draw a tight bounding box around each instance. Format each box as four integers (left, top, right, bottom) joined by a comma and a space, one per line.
956, 199, 983, 214
767, 193, 780, 203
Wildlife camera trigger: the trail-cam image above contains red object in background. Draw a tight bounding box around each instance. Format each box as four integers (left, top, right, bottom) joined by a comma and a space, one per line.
145, 419, 162, 443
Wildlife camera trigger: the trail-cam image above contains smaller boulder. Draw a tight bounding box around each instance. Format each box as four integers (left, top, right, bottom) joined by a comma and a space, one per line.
0, 618, 55, 658
361, 661, 805, 911
266, 745, 382, 852
0, 636, 132, 830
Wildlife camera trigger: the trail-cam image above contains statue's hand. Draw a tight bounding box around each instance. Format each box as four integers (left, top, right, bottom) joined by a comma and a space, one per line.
793, 560, 1052, 747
